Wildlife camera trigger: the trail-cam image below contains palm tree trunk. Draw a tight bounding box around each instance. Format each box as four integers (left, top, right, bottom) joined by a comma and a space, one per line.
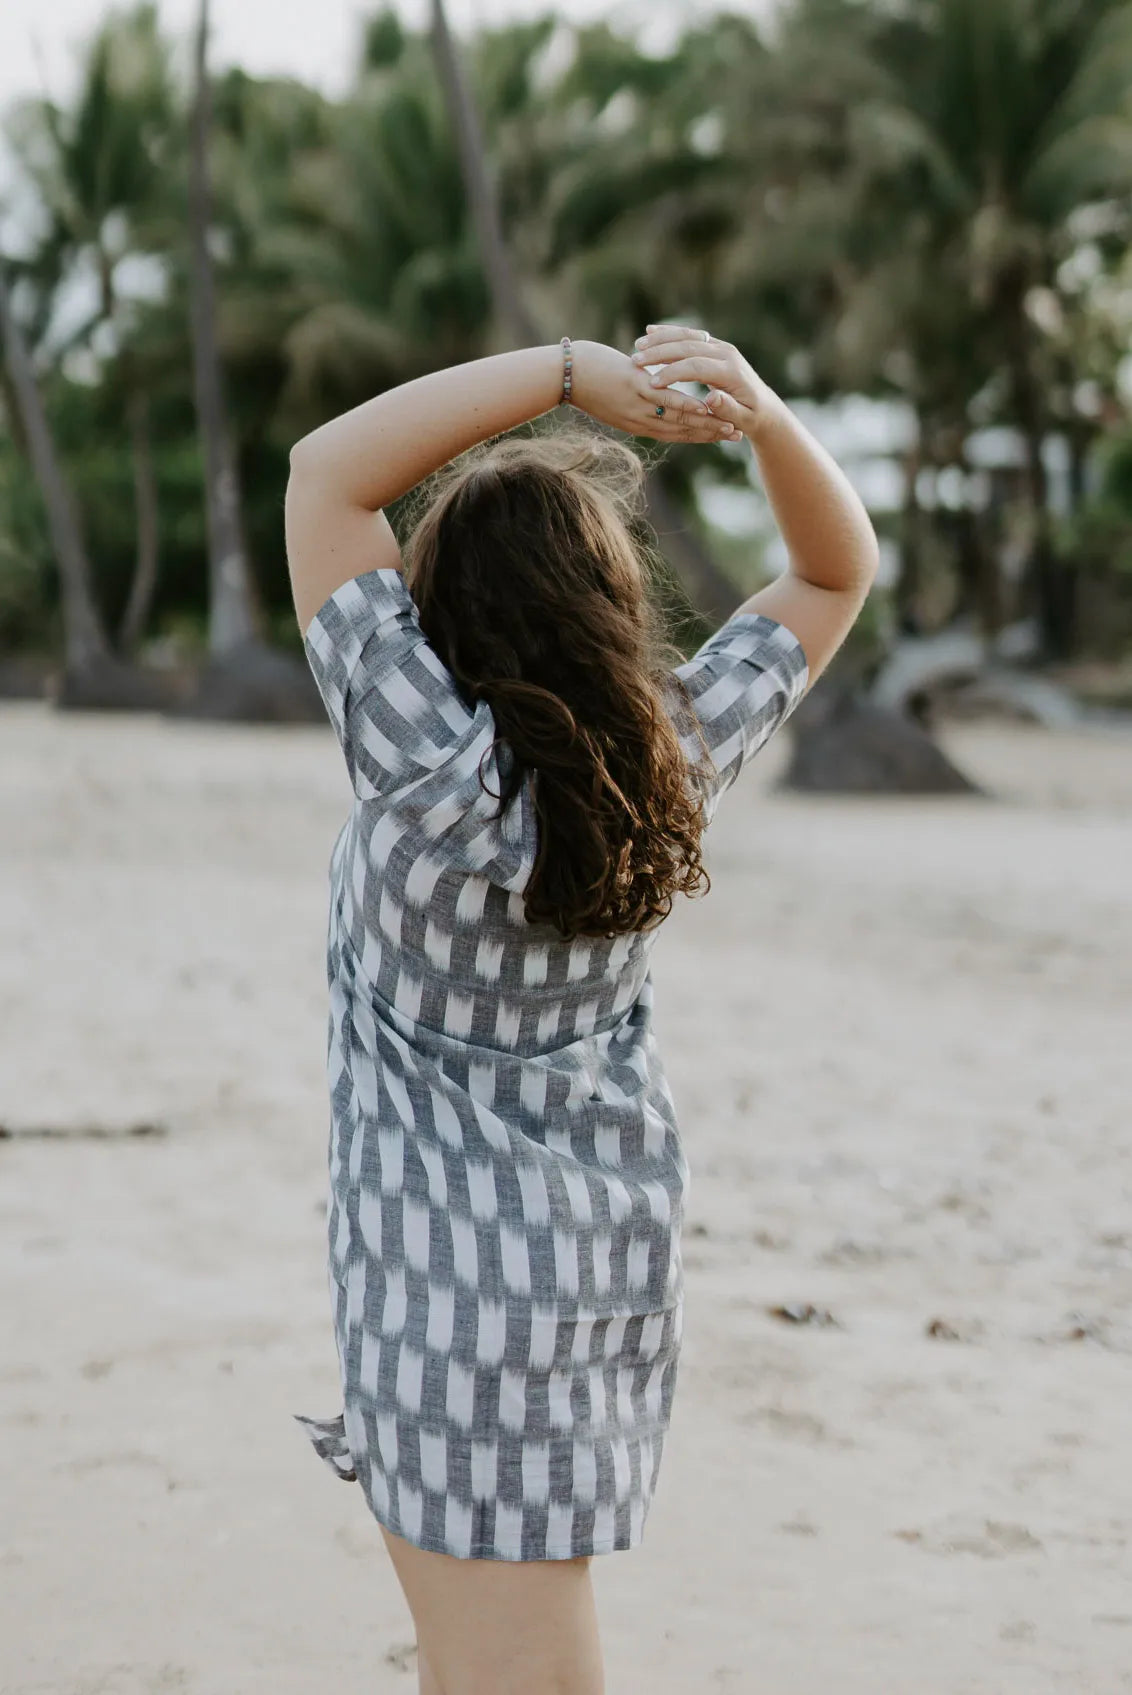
0, 360, 28, 457
187, 0, 259, 656
641, 475, 746, 629
1067, 421, 1093, 515
896, 438, 924, 635
0, 258, 111, 671
1005, 302, 1073, 659
955, 447, 1001, 638
119, 386, 161, 651
1022, 428, 1075, 658
427, 0, 740, 628
429, 0, 538, 348
1018, 410, 1072, 658
952, 501, 1001, 637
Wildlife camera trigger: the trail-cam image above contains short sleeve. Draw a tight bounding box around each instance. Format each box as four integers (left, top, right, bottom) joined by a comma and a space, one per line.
670, 612, 808, 808
303, 567, 474, 799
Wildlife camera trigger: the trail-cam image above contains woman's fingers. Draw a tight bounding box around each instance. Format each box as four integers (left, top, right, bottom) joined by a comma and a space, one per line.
628, 374, 737, 439
646, 411, 738, 443
649, 416, 736, 441
702, 388, 748, 426
632, 338, 728, 367
632, 367, 743, 430
640, 407, 736, 442
633, 378, 709, 416
636, 324, 721, 351
644, 425, 735, 444
645, 355, 735, 389
629, 326, 752, 435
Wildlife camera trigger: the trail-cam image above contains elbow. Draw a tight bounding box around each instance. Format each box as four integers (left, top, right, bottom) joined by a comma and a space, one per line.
857, 520, 881, 593
289, 433, 323, 472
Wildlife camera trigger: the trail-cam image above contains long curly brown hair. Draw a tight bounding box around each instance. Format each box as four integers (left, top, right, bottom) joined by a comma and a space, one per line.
403, 430, 711, 942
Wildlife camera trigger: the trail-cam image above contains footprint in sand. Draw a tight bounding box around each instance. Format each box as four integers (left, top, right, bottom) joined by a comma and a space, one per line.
385, 1640, 418, 1673
894, 1516, 1043, 1558
999, 1619, 1037, 1642
742, 1405, 851, 1447
0, 1364, 45, 1386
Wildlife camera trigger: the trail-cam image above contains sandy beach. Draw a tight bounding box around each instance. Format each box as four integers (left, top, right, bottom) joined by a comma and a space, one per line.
1, 701, 1130, 1695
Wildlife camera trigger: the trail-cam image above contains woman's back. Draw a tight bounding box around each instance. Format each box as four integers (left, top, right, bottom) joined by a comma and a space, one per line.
318, 570, 655, 1062
298, 557, 808, 1557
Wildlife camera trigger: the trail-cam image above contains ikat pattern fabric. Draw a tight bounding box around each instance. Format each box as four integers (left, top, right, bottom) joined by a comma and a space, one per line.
296, 566, 807, 1561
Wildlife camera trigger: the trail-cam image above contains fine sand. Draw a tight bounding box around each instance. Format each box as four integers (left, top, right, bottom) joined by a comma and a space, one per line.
1, 703, 1130, 1695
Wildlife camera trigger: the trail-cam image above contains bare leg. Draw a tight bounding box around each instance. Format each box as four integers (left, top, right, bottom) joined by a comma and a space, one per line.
418, 1640, 445, 1695
381, 1525, 605, 1695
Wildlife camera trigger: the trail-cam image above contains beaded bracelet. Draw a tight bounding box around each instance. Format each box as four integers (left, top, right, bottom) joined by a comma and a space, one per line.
560, 335, 573, 405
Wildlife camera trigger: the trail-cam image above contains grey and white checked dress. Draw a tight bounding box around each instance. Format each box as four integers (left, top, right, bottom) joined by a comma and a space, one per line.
295, 566, 807, 1561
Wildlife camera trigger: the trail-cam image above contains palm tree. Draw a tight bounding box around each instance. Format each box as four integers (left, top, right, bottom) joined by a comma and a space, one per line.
0, 258, 111, 676
835, 0, 1132, 653
270, 26, 491, 419
4, 4, 179, 653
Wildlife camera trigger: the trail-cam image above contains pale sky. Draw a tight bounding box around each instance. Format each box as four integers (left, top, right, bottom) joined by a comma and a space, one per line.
0, 0, 729, 117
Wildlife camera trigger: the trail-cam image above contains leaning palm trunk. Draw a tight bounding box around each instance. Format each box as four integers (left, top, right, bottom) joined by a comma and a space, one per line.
186, 0, 258, 656
176, 0, 321, 722
119, 386, 161, 652
640, 476, 738, 630
430, 0, 537, 349
0, 258, 111, 673
428, 0, 740, 630
1018, 412, 1072, 660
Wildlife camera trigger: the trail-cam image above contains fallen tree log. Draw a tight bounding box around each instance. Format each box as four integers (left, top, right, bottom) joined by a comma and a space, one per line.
871, 629, 1081, 728
927, 670, 1081, 728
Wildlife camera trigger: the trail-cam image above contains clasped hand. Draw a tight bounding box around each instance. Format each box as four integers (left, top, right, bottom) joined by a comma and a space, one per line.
569, 325, 778, 445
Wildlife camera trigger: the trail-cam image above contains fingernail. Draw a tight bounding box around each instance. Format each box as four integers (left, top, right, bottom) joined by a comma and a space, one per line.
635, 335, 648, 347
650, 375, 663, 386
631, 351, 645, 363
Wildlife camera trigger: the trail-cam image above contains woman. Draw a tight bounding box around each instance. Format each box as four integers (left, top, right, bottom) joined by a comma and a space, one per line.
285, 327, 878, 1694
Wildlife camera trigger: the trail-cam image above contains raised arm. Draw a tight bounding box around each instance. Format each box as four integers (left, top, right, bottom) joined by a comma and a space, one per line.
285, 341, 737, 635
634, 325, 879, 684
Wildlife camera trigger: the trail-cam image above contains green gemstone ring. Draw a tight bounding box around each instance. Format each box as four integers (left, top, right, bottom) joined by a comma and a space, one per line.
654, 403, 666, 417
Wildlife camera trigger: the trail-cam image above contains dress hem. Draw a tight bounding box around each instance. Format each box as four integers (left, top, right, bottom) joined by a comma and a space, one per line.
294, 1408, 657, 1562
370, 1506, 645, 1562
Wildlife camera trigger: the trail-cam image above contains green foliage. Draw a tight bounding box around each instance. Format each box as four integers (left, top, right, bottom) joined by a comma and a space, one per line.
1, 0, 1131, 662
362, 10, 406, 71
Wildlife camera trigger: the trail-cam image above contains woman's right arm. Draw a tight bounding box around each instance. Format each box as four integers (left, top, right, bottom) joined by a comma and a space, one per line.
634, 325, 879, 685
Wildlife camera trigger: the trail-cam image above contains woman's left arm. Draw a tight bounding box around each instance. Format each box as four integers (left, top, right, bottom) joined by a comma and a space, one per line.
285, 341, 735, 634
